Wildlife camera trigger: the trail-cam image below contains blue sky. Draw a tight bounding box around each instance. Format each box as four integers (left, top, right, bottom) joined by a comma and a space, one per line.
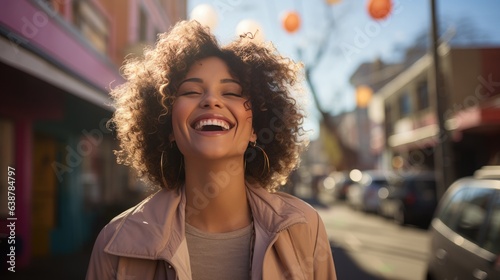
187, 0, 500, 139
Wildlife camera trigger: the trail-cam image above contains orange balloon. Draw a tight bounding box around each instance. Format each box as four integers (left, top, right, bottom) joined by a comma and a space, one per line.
326, 0, 342, 4
282, 11, 301, 33
367, 0, 392, 20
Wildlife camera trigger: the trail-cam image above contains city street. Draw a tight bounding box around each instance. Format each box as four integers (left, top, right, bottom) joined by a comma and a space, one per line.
318, 202, 431, 280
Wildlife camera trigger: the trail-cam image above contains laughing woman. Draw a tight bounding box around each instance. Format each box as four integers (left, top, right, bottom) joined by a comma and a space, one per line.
86, 20, 337, 280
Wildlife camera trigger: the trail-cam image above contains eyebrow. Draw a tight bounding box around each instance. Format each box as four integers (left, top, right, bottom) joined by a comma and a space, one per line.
221, 78, 241, 85
178, 77, 241, 87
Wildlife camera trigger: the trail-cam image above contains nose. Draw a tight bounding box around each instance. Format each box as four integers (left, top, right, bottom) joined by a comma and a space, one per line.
200, 92, 223, 109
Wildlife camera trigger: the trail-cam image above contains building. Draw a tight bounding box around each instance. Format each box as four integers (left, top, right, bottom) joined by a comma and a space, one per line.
379, 46, 500, 185
344, 59, 405, 170
0, 0, 185, 268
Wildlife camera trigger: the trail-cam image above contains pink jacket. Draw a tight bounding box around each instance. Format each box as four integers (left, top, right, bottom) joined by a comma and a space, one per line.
86, 184, 337, 279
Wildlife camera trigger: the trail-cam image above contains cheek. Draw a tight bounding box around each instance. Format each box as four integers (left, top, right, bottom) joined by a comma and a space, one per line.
171, 102, 190, 134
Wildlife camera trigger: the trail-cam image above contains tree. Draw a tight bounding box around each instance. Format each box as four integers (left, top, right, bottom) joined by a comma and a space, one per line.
295, 3, 359, 171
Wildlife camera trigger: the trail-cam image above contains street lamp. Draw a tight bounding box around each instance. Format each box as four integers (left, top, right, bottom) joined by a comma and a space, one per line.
356, 85, 373, 109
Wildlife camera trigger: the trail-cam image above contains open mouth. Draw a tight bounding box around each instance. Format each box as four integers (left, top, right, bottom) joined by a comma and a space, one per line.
193, 119, 232, 131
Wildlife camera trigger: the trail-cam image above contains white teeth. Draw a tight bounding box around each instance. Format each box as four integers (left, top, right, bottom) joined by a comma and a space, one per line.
194, 119, 230, 131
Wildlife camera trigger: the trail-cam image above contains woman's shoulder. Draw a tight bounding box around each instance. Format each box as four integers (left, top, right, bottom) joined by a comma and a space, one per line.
273, 192, 319, 216
271, 192, 327, 245
92, 189, 180, 252
94, 202, 142, 248
97, 189, 171, 239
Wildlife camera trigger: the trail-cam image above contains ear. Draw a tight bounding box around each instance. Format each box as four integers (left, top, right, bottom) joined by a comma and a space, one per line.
249, 129, 257, 143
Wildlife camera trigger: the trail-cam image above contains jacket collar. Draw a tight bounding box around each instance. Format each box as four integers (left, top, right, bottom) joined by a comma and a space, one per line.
104, 183, 307, 261
104, 188, 186, 261
245, 182, 307, 235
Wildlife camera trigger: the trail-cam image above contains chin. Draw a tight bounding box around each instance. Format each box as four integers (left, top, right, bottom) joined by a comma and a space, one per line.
188, 146, 236, 160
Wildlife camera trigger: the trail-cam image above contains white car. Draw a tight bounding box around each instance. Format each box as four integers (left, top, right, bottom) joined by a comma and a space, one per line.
426, 166, 500, 280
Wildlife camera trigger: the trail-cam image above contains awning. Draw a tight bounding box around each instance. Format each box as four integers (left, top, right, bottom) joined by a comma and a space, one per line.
388, 103, 500, 151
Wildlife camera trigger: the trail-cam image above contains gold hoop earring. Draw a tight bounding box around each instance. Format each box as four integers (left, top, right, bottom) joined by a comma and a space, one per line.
250, 141, 270, 176
170, 141, 184, 184
160, 142, 184, 188
177, 156, 184, 182
160, 151, 168, 188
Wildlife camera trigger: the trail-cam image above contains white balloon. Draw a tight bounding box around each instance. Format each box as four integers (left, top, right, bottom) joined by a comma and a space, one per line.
236, 19, 265, 42
190, 4, 218, 31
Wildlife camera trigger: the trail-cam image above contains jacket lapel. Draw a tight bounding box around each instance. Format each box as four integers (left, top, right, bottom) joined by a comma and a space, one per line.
246, 184, 307, 280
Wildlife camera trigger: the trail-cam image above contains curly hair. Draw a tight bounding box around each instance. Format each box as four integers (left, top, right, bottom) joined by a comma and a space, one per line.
110, 20, 307, 192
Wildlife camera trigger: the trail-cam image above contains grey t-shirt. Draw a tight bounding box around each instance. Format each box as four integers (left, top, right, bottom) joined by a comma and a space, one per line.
185, 222, 253, 280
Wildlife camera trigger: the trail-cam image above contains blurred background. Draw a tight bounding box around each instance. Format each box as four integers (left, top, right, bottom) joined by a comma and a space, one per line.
1, 0, 499, 279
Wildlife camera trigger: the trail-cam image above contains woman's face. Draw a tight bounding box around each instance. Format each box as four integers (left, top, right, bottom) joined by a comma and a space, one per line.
171, 56, 256, 161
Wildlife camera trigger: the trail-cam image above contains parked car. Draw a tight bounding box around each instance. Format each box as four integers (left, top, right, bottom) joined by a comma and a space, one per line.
426, 166, 500, 280
347, 170, 391, 212
330, 171, 354, 201
378, 172, 437, 227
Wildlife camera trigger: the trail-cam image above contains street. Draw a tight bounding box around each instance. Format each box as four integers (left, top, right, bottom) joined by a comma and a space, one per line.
318, 202, 431, 280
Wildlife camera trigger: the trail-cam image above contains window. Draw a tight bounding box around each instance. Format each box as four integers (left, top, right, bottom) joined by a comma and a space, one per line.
483, 192, 500, 254
72, 0, 109, 54
453, 188, 494, 244
385, 104, 393, 135
416, 81, 429, 111
438, 187, 469, 228
139, 7, 147, 42
398, 92, 411, 118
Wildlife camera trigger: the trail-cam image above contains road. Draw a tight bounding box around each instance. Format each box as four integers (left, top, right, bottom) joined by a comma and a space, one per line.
317, 202, 431, 280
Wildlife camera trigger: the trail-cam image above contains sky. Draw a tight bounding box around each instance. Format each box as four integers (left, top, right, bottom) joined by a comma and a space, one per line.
187, 0, 500, 139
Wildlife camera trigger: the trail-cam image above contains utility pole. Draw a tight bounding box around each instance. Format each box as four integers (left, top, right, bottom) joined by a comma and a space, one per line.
430, 0, 454, 199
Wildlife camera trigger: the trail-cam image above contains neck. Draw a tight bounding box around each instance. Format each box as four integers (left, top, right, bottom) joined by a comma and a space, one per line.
184, 157, 251, 233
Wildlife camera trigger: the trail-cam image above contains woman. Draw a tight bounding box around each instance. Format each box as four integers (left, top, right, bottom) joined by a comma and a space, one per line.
86, 20, 336, 280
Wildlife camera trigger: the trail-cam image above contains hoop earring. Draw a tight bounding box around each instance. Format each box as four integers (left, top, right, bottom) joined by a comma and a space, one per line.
177, 156, 184, 182
160, 142, 184, 188
171, 141, 184, 178
160, 151, 168, 188
250, 141, 270, 176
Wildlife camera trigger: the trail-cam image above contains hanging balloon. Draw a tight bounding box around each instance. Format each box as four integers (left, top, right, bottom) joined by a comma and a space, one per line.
190, 4, 218, 30
367, 0, 392, 20
281, 11, 301, 34
236, 19, 265, 42
326, 0, 342, 5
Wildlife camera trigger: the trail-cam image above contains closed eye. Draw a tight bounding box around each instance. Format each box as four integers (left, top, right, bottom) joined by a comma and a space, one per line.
179, 91, 201, 96
223, 92, 243, 97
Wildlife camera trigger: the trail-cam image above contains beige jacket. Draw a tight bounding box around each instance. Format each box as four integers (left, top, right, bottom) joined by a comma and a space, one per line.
86, 184, 337, 280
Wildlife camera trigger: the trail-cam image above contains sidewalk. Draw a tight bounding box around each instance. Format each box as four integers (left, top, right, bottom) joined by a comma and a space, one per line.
3, 246, 92, 280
